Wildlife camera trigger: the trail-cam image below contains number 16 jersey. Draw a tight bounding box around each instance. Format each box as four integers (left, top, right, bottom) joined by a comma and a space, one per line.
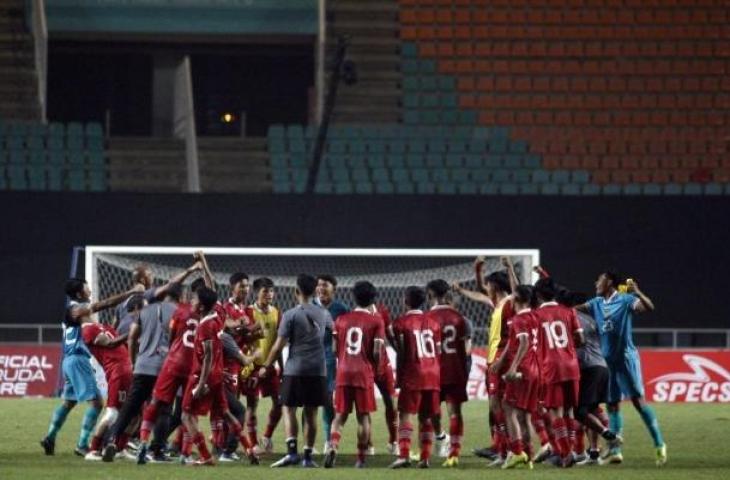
391, 310, 442, 391
333, 308, 385, 389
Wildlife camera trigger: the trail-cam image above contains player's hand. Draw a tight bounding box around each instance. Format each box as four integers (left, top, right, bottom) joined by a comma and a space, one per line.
192, 383, 209, 399
193, 250, 203, 261
504, 370, 520, 382
132, 283, 146, 293
474, 255, 486, 268
500, 256, 512, 268
451, 282, 461, 292
626, 278, 638, 292
258, 366, 268, 378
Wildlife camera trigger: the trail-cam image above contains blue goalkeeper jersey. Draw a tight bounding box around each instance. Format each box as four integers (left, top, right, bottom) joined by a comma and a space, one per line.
587, 292, 640, 363
319, 300, 349, 361
62, 300, 91, 357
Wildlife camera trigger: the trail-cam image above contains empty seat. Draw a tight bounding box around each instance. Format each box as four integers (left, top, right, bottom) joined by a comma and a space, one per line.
417, 182, 436, 194
683, 183, 702, 195
561, 184, 581, 195
540, 184, 559, 195
519, 184, 540, 195
532, 170, 550, 183
642, 184, 662, 195
395, 181, 415, 194
436, 183, 457, 194
704, 183, 723, 195
500, 183, 518, 195
375, 182, 395, 194
457, 183, 478, 194
551, 170, 571, 184
411, 168, 429, 182
602, 184, 622, 195
334, 182, 353, 194
623, 184, 642, 195
581, 184, 601, 195
355, 182, 374, 194
663, 184, 682, 195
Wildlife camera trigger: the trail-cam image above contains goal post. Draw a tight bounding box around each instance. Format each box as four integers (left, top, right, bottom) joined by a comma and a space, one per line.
84, 246, 540, 348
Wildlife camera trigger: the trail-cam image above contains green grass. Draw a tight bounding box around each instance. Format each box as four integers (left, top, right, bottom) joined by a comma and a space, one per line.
1, 398, 729, 479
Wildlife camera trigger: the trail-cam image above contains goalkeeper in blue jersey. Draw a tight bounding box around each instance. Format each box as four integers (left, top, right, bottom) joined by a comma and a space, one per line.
315, 274, 350, 452
576, 271, 667, 466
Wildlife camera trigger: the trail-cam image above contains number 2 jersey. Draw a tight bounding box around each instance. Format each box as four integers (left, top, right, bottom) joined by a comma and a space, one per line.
534, 301, 582, 384
426, 304, 471, 387
333, 308, 385, 389
162, 302, 199, 378
391, 309, 441, 391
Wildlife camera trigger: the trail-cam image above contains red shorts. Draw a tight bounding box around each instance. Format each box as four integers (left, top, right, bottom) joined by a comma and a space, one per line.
106, 369, 132, 409
543, 380, 580, 410
335, 385, 376, 415
504, 375, 541, 413
240, 369, 280, 398
398, 389, 440, 416
487, 364, 506, 397
153, 365, 189, 405
182, 376, 229, 416
375, 364, 395, 397
440, 383, 468, 405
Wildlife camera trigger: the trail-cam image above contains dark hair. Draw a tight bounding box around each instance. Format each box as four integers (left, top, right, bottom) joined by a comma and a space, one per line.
352, 281, 377, 307
317, 274, 338, 287
65, 278, 86, 299
534, 277, 557, 302
405, 286, 426, 310
253, 277, 275, 292
486, 271, 511, 294
190, 277, 206, 293
229, 272, 249, 286
197, 287, 218, 312
296, 274, 317, 297
426, 279, 450, 298
603, 270, 620, 289
513, 285, 534, 307
126, 294, 145, 312
165, 283, 183, 302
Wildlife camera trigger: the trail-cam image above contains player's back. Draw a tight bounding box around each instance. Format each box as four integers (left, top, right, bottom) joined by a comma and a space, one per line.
334, 309, 383, 388
427, 305, 469, 386
164, 302, 199, 377
393, 310, 441, 391
82, 323, 130, 374
506, 310, 540, 372
534, 302, 581, 383
192, 311, 224, 384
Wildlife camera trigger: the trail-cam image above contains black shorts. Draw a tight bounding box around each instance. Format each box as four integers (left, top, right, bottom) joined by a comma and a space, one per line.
579, 366, 609, 407
279, 375, 328, 408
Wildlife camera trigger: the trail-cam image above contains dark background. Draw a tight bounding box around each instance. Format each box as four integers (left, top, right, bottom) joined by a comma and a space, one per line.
0, 192, 725, 328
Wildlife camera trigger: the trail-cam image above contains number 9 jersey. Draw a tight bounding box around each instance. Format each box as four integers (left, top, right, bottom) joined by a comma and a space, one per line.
333, 308, 385, 389
391, 309, 442, 391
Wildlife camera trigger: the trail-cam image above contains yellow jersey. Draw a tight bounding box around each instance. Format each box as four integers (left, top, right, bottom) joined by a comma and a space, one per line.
249, 303, 280, 366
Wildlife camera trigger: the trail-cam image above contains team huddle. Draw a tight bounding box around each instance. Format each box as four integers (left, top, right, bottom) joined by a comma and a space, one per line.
40, 251, 668, 469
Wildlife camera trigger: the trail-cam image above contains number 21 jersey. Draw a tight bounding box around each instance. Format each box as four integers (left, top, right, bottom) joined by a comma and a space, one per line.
391, 310, 441, 391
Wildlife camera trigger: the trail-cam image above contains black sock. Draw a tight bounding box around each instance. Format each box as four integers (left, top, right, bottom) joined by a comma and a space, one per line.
589, 449, 600, 460
601, 429, 617, 441
303, 447, 313, 461
286, 437, 297, 456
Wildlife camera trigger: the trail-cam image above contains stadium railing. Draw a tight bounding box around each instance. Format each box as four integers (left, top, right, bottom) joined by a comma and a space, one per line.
0, 324, 728, 349
30, 0, 48, 122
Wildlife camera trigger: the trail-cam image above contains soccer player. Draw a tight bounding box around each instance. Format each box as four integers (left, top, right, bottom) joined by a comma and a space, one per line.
558, 289, 622, 465
453, 256, 515, 464
136, 278, 207, 464
324, 280, 384, 469
576, 272, 667, 466
81, 309, 136, 461
389, 286, 441, 469
425, 279, 472, 467
243, 277, 283, 453
315, 274, 350, 453
533, 278, 584, 468
492, 285, 540, 469
102, 283, 182, 462
40, 278, 143, 456
258, 274, 333, 468
116, 293, 145, 336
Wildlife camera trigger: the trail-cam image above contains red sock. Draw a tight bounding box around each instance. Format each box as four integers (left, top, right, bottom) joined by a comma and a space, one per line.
194, 432, 212, 460
495, 411, 508, 457
511, 439, 524, 455
449, 413, 463, 457
331, 431, 342, 450
263, 405, 282, 439
247, 418, 258, 447
357, 443, 367, 463
419, 419, 434, 461
532, 415, 550, 446
553, 418, 571, 459
210, 417, 223, 449
385, 405, 398, 443
398, 421, 413, 459
182, 428, 193, 457
115, 433, 129, 451
139, 403, 159, 443
571, 418, 585, 453
90, 435, 102, 452
173, 428, 183, 451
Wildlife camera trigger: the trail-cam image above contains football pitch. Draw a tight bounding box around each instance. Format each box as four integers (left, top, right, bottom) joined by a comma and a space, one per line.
1, 398, 728, 479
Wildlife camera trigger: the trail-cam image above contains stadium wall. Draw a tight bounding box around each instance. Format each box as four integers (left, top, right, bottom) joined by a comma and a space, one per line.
0, 192, 726, 328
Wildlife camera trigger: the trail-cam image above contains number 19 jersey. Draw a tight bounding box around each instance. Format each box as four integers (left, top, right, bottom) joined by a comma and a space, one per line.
391, 310, 441, 391
534, 302, 582, 384
333, 308, 385, 389
426, 304, 470, 387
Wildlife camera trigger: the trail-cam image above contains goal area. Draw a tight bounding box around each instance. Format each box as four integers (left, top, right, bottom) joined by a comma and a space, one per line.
84, 247, 540, 347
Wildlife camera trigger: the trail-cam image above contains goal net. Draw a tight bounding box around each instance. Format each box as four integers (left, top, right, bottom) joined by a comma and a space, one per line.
85, 247, 539, 348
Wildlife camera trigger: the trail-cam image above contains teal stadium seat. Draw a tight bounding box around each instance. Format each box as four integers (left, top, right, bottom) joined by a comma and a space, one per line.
540, 184, 560, 195
643, 184, 662, 195
372, 168, 390, 182
432, 168, 450, 183
500, 183, 518, 195
551, 170, 570, 184
367, 155, 386, 168
417, 182, 436, 194
355, 182, 373, 194
452, 169, 469, 183
512, 169, 531, 184
411, 168, 429, 183
581, 184, 601, 195
375, 182, 394, 194
387, 155, 406, 168
561, 184, 581, 195
89, 168, 106, 192
623, 184, 641, 195
602, 184, 622, 195
519, 184, 539, 195
315, 182, 333, 194
395, 181, 415, 194
663, 184, 682, 195
523, 155, 541, 168
532, 170, 550, 183
436, 183, 456, 194
683, 183, 702, 195
704, 183, 723, 195
457, 183, 478, 194
334, 181, 353, 194
445, 154, 462, 168
392, 168, 410, 183
484, 155, 501, 168
479, 184, 498, 195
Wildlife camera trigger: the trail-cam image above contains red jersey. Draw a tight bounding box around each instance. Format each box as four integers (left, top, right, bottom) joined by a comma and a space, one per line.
534, 302, 582, 383
505, 309, 540, 377
334, 309, 385, 389
192, 311, 225, 386
223, 299, 257, 351
164, 302, 199, 378
373, 303, 392, 375
427, 305, 470, 387
82, 323, 131, 377
391, 310, 441, 391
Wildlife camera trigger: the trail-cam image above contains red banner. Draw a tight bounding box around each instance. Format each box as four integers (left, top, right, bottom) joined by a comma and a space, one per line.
640, 350, 730, 403
0, 345, 61, 397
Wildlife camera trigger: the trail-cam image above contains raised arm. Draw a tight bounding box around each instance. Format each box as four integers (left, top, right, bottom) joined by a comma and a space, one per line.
194, 251, 216, 289
153, 261, 202, 300
474, 256, 488, 294
452, 282, 494, 307
67, 284, 144, 326
627, 279, 655, 313
501, 256, 519, 293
